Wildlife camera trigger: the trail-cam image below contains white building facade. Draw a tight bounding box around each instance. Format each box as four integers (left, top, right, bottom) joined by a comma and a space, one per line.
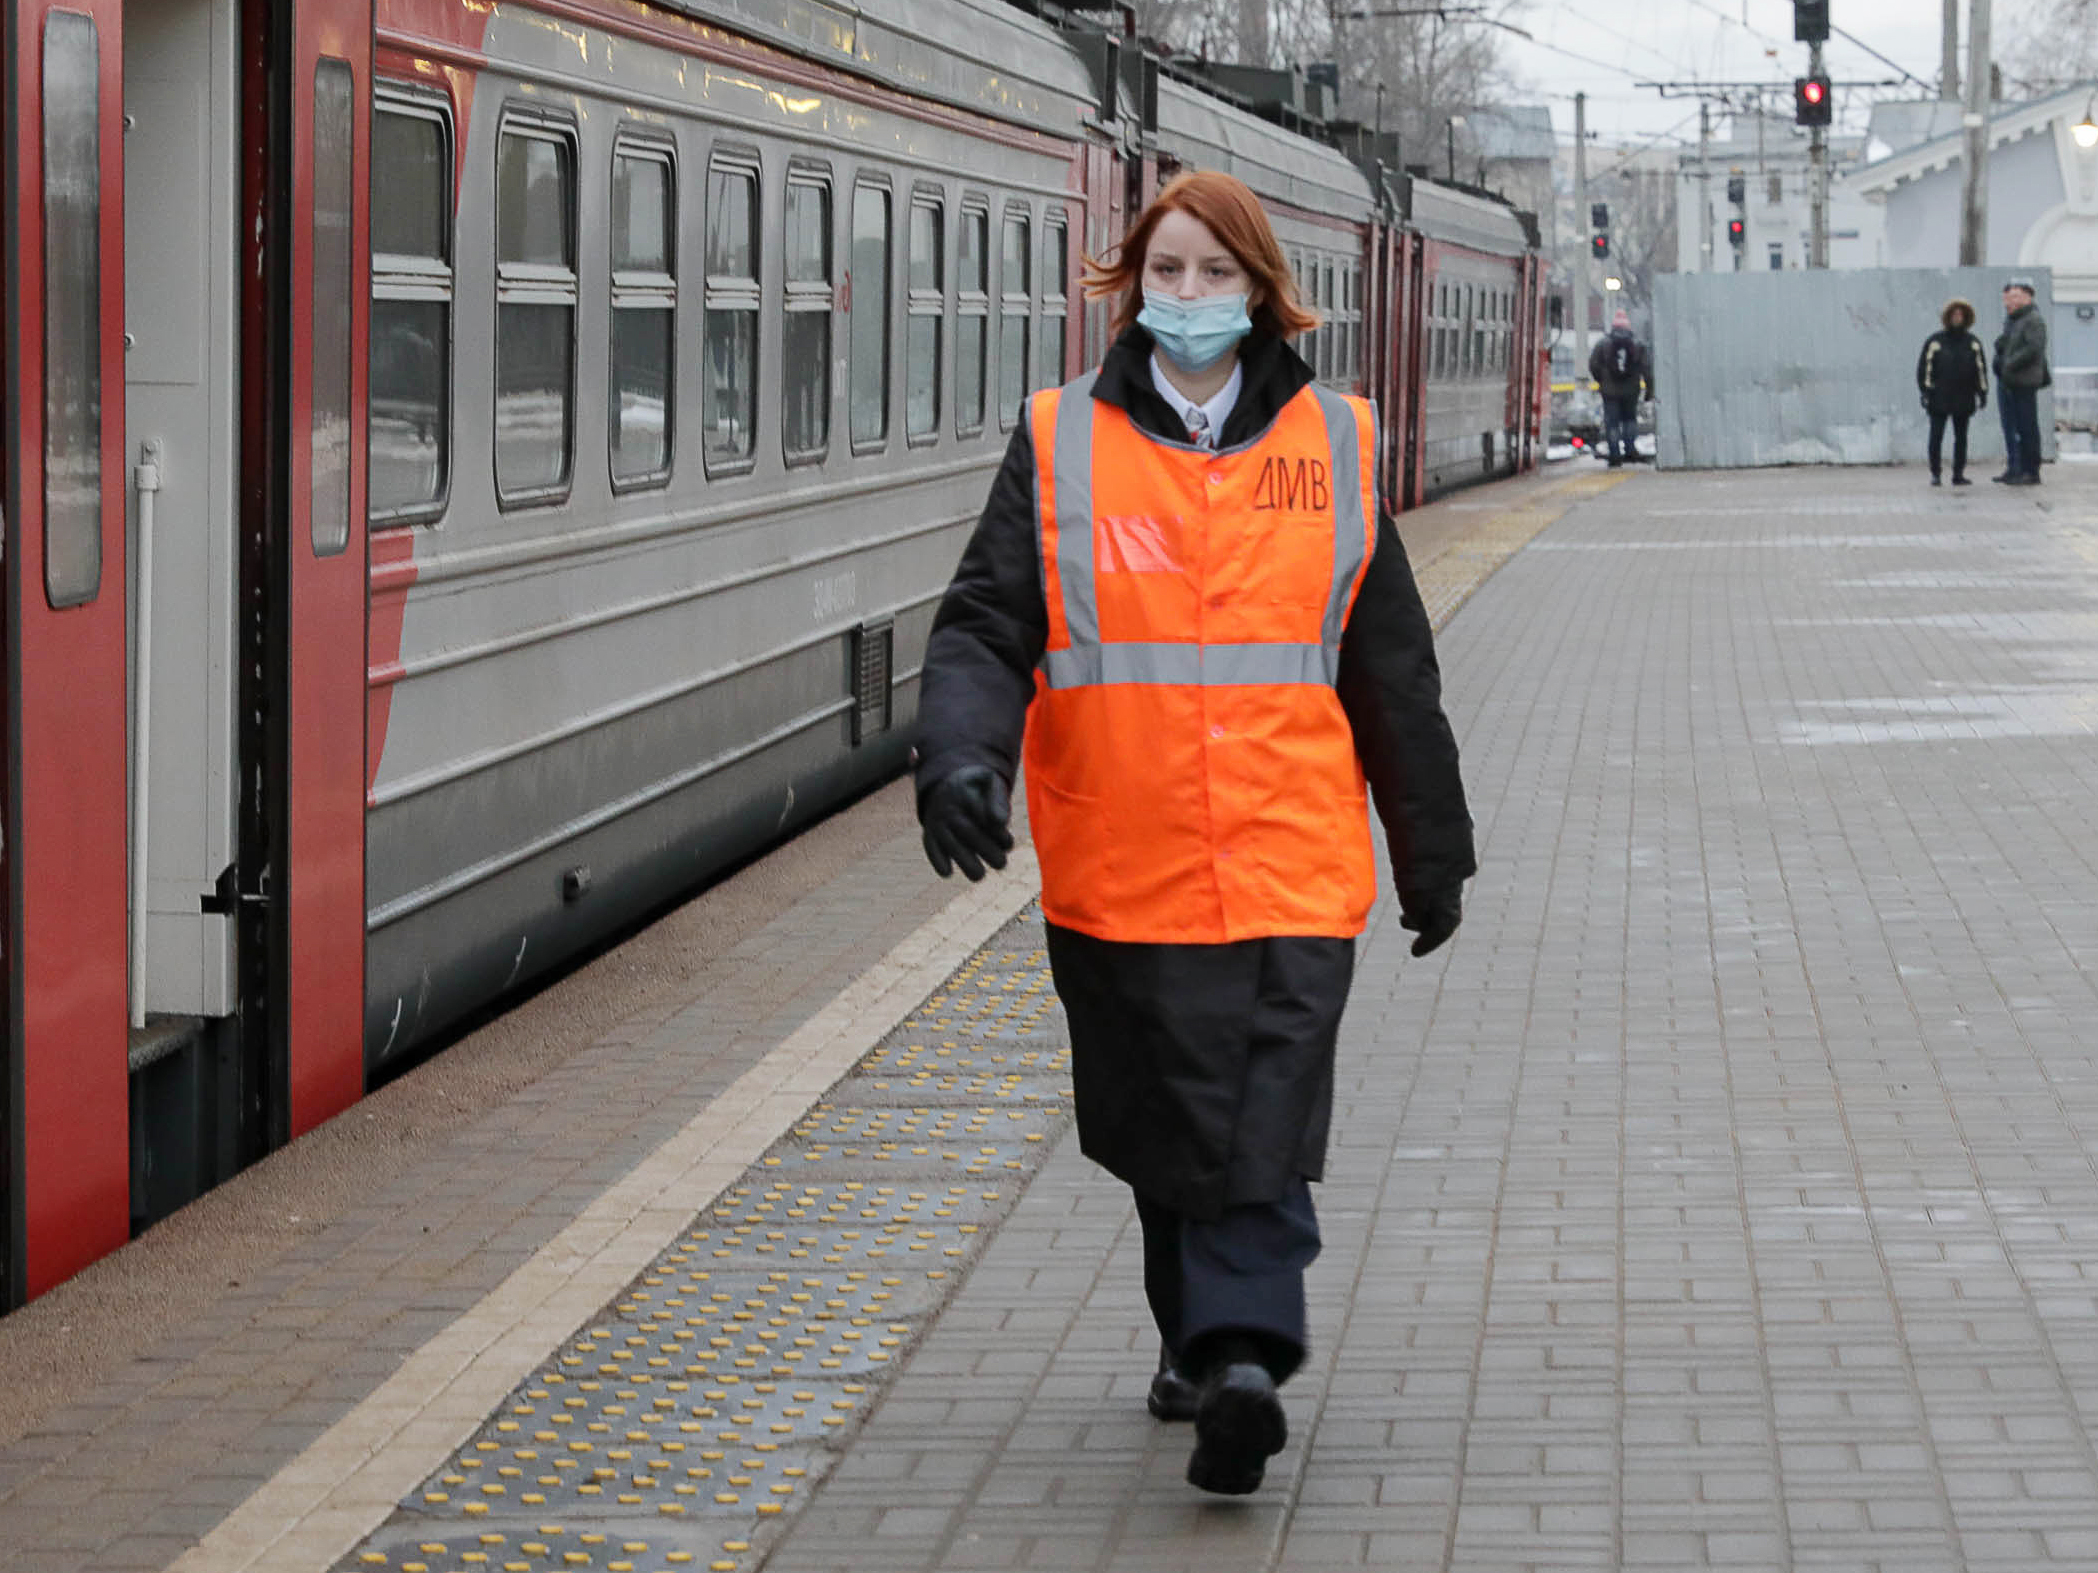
1845, 84, 2098, 368
1675, 114, 1883, 274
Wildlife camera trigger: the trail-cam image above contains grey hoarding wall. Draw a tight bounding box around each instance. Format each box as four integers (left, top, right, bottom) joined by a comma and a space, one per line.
1654, 267, 2057, 469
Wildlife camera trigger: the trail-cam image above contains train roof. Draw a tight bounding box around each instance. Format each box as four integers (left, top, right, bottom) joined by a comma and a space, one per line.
664, 0, 1100, 138
1404, 175, 1533, 256
1151, 70, 1375, 224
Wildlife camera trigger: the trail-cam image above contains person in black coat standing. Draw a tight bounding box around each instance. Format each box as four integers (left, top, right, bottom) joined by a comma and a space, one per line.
1587, 309, 1653, 467
913, 172, 1475, 1496
1916, 297, 1989, 486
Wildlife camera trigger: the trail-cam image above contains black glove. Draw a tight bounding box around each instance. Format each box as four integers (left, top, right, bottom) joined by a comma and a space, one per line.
1920, 395, 1930, 411
919, 767, 1013, 882
1978, 395, 1988, 411
1398, 885, 1463, 958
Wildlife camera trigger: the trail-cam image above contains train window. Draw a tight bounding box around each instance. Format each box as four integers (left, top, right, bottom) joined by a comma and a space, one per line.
610, 140, 676, 489
1321, 260, 1335, 381
849, 180, 890, 451
906, 194, 942, 443
956, 203, 989, 436
371, 92, 453, 525
311, 58, 355, 557
1039, 212, 1068, 390
782, 168, 832, 465
495, 117, 578, 506
1345, 265, 1357, 382
998, 207, 1030, 429
41, 9, 103, 607
703, 157, 760, 473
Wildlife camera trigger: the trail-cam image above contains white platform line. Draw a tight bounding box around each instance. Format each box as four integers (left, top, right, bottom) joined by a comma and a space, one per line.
165, 853, 1041, 1573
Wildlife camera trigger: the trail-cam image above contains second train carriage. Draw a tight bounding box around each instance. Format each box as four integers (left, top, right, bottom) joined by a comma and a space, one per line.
0, 0, 1546, 1303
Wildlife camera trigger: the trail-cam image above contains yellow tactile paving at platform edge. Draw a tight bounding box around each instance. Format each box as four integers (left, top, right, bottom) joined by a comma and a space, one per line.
1414, 469, 1631, 630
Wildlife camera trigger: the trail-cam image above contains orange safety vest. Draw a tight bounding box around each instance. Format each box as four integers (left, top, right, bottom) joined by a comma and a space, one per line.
1023, 374, 1380, 944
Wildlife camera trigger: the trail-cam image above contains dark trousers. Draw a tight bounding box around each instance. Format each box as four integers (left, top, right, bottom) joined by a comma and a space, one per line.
1136, 1176, 1321, 1384
1927, 410, 1970, 478
2000, 384, 2042, 477
1603, 395, 1640, 461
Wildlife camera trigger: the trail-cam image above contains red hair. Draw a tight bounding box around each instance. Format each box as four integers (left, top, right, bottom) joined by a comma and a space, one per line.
1080, 170, 1319, 340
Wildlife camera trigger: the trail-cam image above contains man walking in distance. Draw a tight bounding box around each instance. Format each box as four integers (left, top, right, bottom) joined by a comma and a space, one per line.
1916, 297, 1988, 486
1588, 308, 1653, 467
1993, 278, 2050, 486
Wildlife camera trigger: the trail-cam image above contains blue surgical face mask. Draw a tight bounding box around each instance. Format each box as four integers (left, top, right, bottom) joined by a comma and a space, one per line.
1138, 290, 1253, 374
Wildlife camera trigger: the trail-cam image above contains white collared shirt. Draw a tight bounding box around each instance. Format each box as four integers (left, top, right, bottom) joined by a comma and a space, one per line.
1150, 354, 1243, 449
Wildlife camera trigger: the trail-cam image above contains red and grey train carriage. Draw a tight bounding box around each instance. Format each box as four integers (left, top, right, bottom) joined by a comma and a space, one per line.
0, 0, 1544, 1304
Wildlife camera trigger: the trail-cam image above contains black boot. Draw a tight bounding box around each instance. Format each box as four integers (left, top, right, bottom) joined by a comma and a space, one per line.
1930, 471, 1942, 486
1951, 473, 1972, 486
1147, 1348, 1199, 1422
1186, 1344, 1287, 1495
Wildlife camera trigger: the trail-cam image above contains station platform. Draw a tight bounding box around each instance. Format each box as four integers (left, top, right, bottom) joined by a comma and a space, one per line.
6, 459, 2098, 1573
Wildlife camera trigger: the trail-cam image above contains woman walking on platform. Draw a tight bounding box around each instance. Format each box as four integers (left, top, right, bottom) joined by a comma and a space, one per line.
1916, 297, 1989, 486
912, 171, 1476, 1495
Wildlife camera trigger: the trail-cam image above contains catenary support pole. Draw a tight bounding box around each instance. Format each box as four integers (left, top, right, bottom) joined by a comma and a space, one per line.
1959, 0, 1991, 264
1697, 99, 1712, 272
1941, 0, 1961, 100
1809, 38, 1828, 267
1574, 91, 1591, 349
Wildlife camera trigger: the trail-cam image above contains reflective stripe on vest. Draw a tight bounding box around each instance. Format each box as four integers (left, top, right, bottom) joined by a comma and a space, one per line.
1038, 376, 1372, 690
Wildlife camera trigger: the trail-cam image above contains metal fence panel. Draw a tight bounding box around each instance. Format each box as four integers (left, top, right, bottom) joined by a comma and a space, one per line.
1654, 267, 2057, 469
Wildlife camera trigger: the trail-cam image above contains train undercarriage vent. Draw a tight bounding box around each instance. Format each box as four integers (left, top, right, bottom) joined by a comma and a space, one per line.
850, 619, 895, 746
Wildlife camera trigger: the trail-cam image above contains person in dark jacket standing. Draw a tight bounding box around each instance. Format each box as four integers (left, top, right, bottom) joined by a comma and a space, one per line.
1915, 297, 1989, 486
913, 171, 1475, 1497
1993, 278, 2050, 486
1587, 309, 1653, 466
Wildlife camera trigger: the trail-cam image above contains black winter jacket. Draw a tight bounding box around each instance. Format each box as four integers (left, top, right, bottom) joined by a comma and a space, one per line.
914, 325, 1478, 906
1916, 328, 1989, 416
1588, 328, 1652, 401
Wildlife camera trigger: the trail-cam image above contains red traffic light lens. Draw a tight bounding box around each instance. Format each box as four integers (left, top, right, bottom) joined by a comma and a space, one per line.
1803, 79, 1825, 105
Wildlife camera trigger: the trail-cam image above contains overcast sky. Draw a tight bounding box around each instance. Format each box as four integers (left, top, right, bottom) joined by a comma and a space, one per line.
1494, 0, 1970, 146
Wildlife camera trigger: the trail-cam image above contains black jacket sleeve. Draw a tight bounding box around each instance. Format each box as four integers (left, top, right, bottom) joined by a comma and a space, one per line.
1917, 336, 1934, 397
1335, 514, 1478, 899
912, 422, 1046, 810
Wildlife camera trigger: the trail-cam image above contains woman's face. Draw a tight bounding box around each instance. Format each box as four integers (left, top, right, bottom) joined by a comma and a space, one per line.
1143, 208, 1256, 305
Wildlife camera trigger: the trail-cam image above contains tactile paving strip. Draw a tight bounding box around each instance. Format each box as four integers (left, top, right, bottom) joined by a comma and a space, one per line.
338, 914, 1068, 1573
1412, 470, 1630, 628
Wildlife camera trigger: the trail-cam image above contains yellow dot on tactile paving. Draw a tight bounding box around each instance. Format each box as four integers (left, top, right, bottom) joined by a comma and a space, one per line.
359, 1557, 386, 1566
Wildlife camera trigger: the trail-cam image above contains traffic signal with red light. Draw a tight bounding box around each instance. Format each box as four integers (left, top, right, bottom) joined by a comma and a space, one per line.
1728, 217, 1746, 249
1793, 0, 1829, 43
1795, 74, 1832, 126
1591, 232, 1609, 261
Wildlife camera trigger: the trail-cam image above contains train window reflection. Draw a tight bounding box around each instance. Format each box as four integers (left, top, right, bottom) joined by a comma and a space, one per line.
783, 170, 832, 464
371, 91, 453, 524
310, 58, 355, 556
704, 159, 759, 472
42, 9, 103, 607
611, 142, 676, 488
998, 207, 1029, 429
956, 201, 988, 436
850, 182, 890, 450
495, 118, 577, 505
1039, 212, 1067, 390
906, 195, 942, 443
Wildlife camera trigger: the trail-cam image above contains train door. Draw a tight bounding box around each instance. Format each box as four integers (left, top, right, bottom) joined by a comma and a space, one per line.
122, 0, 251, 1228
242, 0, 372, 1143
2, 0, 132, 1300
